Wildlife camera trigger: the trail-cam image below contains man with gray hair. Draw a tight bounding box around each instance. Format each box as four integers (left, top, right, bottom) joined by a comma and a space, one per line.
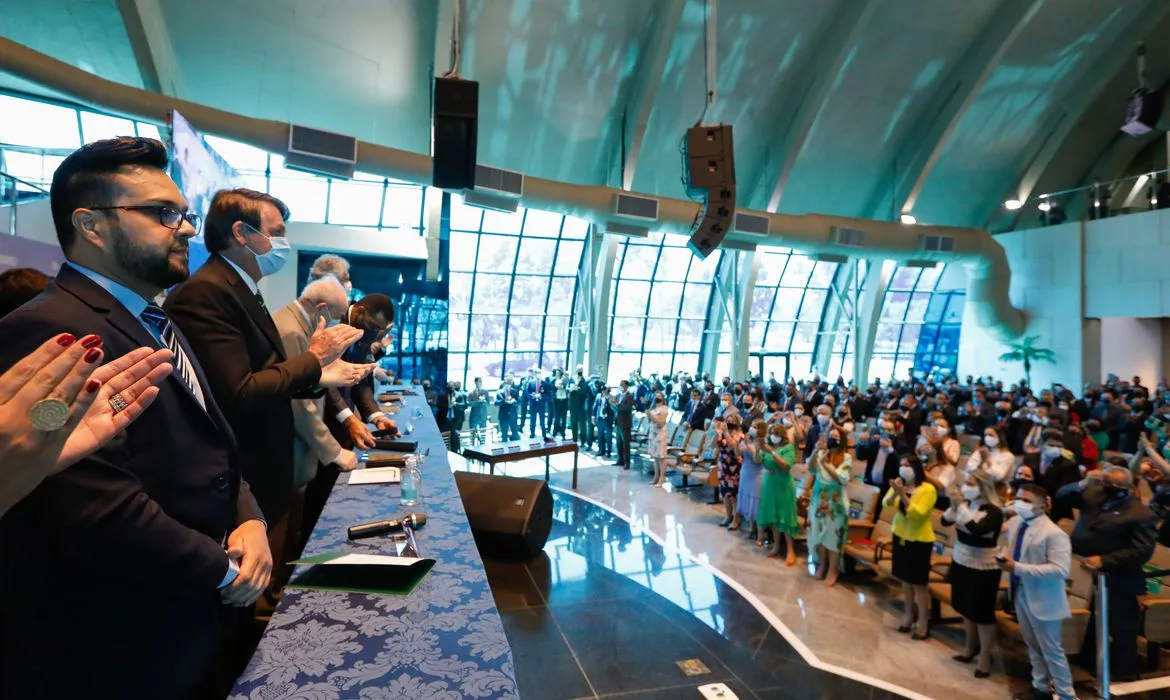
307, 253, 352, 293
1056, 464, 1157, 682
273, 276, 372, 556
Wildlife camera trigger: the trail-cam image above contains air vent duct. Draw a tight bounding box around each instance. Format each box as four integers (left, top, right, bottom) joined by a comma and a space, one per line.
463, 190, 519, 213
286, 125, 357, 179
613, 193, 659, 221
831, 226, 866, 247
604, 221, 650, 238
474, 164, 524, 197
921, 235, 955, 252
733, 212, 769, 236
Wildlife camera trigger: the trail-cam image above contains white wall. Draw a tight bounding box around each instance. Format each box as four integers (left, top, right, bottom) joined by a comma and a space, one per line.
957, 221, 1086, 389
0, 199, 55, 244
1099, 317, 1162, 383
1085, 209, 1170, 317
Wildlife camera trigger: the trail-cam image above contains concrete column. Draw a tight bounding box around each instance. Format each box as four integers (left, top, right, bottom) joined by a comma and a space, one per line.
852, 259, 892, 386
584, 229, 619, 377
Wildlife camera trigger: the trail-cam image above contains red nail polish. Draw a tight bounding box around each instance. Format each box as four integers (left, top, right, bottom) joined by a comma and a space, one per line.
84, 347, 102, 364
56, 334, 76, 347
80, 335, 103, 349
85, 379, 101, 394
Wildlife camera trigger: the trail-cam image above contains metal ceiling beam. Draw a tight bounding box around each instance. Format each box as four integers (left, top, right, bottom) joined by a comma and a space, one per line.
889, 0, 1045, 219
431, 0, 457, 78
115, 0, 185, 97
618, 0, 685, 190
761, 0, 877, 213
998, 0, 1170, 229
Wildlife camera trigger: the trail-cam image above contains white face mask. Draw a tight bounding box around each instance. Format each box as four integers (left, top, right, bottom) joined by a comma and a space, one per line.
782, 417, 793, 427
769, 435, 782, 445
244, 226, 290, 277
984, 436, 999, 448
961, 485, 980, 501
899, 466, 915, 482
1043, 445, 1062, 458
748, 429, 757, 438
794, 407, 805, 416
1014, 501, 1037, 520
1026, 400, 1037, 408
722, 400, 731, 408
817, 414, 830, 426
843, 421, 855, 433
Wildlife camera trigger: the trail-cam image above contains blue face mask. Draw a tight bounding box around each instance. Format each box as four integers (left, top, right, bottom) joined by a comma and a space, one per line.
243, 224, 290, 277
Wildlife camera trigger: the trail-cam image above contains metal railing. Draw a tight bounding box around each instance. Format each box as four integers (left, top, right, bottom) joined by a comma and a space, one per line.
1095, 567, 1170, 698
1005, 169, 1170, 231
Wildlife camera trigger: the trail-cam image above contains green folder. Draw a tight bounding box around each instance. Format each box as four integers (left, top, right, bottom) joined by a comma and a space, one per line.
288, 552, 436, 596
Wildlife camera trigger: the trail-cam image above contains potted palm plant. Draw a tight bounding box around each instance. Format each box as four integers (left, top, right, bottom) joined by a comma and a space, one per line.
999, 335, 1056, 387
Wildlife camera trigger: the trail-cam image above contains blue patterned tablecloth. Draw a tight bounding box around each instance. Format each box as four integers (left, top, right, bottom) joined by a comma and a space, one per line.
230, 393, 519, 699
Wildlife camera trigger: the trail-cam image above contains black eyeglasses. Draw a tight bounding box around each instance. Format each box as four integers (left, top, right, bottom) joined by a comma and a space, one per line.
89, 205, 201, 231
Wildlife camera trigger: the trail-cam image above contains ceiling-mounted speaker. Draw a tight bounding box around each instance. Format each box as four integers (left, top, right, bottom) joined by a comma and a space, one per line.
684, 124, 736, 259
286, 125, 357, 179
432, 77, 479, 189
1122, 87, 1163, 136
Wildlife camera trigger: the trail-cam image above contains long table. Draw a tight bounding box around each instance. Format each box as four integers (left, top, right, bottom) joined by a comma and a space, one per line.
461, 439, 580, 489
229, 392, 519, 699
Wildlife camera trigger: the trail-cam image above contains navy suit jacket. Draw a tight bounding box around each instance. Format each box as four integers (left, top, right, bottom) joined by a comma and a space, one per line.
0, 264, 262, 699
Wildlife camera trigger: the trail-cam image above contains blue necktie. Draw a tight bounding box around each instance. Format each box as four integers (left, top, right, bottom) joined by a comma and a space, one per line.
1010, 520, 1030, 595
141, 303, 206, 410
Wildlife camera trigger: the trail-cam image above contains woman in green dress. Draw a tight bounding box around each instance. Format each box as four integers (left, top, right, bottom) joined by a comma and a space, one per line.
804, 425, 852, 587
757, 421, 800, 565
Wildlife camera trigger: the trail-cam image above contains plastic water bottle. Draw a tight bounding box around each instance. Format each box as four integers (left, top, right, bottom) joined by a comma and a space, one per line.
400, 457, 421, 506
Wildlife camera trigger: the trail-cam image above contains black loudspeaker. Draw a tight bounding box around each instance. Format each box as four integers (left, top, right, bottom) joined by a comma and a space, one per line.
685, 124, 736, 259
1122, 87, 1163, 136
454, 471, 553, 561
432, 77, 479, 189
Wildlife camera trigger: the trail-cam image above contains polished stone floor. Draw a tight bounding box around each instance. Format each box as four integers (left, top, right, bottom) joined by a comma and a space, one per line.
457, 446, 1170, 700
482, 489, 904, 699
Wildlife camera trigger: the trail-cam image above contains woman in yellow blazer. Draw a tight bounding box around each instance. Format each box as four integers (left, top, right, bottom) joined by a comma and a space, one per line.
883, 454, 937, 640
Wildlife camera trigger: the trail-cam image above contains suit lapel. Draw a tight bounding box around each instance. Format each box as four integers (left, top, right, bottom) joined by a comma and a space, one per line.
54, 267, 220, 427
208, 256, 287, 360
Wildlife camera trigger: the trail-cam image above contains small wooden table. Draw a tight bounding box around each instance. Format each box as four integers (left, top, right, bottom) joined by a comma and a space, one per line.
461, 439, 580, 489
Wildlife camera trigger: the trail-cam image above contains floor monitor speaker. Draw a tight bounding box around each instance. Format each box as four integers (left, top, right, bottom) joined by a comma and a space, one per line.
454, 471, 553, 561
432, 77, 479, 189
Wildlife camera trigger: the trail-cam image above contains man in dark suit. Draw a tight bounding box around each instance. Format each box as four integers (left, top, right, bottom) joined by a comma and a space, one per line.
856, 418, 910, 516
496, 375, 520, 440
1058, 468, 1157, 682
525, 371, 547, 438
165, 189, 366, 600
0, 138, 269, 699
569, 366, 588, 444
613, 379, 636, 468
1022, 430, 1083, 523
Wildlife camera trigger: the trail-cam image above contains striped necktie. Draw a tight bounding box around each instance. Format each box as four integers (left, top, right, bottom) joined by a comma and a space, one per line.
140, 303, 206, 410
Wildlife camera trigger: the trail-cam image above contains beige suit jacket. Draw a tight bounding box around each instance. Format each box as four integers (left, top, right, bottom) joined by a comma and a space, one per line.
273, 302, 341, 485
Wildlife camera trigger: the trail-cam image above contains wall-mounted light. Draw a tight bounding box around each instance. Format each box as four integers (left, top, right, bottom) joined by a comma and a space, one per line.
1004, 199, 1022, 210
1038, 201, 1052, 212
899, 213, 917, 225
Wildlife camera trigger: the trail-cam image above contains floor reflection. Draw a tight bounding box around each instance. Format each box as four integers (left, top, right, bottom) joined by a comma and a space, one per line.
482, 490, 902, 700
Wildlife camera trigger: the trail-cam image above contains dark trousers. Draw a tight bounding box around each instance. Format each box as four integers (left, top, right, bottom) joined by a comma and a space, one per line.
529, 406, 546, 437
1080, 584, 1142, 680
302, 463, 339, 551
501, 412, 519, 440
597, 420, 613, 456
585, 409, 596, 448
554, 399, 568, 437
570, 406, 585, 442
615, 416, 632, 466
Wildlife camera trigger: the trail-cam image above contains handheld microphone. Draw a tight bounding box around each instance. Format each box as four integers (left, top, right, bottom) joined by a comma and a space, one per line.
347, 513, 427, 540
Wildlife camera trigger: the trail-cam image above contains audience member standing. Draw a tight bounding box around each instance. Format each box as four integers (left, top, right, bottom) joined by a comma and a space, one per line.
647, 392, 669, 487
613, 379, 635, 469
1001, 484, 1076, 700
569, 366, 588, 444
495, 376, 520, 440
0, 266, 49, 318
758, 421, 800, 564
467, 377, 489, 444
1057, 467, 1157, 682
942, 470, 1004, 679
594, 385, 615, 457
738, 420, 766, 541
885, 455, 936, 640
716, 416, 745, 529
1023, 429, 1082, 522
806, 426, 852, 587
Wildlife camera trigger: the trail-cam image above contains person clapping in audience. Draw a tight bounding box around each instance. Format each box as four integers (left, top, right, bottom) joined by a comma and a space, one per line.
965, 425, 1015, 483
943, 469, 1004, 679
805, 425, 852, 587
885, 455, 936, 640
0, 336, 172, 518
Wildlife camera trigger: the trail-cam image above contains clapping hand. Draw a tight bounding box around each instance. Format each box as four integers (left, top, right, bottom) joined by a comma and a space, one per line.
319, 360, 376, 389
221, 519, 272, 607
307, 317, 363, 366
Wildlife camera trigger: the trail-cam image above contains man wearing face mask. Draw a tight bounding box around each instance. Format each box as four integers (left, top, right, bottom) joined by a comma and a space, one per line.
804, 404, 833, 461
1056, 467, 1157, 682
857, 418, 908, 515
1000, 484, 1076, 700
166, 189, 368, 614
1020, 429, 1081, 522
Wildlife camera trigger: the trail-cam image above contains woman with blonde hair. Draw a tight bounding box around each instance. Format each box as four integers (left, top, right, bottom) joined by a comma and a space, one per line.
646, 391, 670, 487
805, 425, 852, 586
942, 468, 1004, 679
758, 421, 801, 564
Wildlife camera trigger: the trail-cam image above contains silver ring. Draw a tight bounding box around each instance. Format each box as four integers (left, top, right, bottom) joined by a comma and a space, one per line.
29, 398, 70, 432
108, 393, 130, 414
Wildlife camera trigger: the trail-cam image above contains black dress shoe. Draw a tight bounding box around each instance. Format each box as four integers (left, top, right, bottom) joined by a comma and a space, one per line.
952, 653, 976, 664
973, 669, 990, 679
896, 625, 911, 634
910, 631, 929, 640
